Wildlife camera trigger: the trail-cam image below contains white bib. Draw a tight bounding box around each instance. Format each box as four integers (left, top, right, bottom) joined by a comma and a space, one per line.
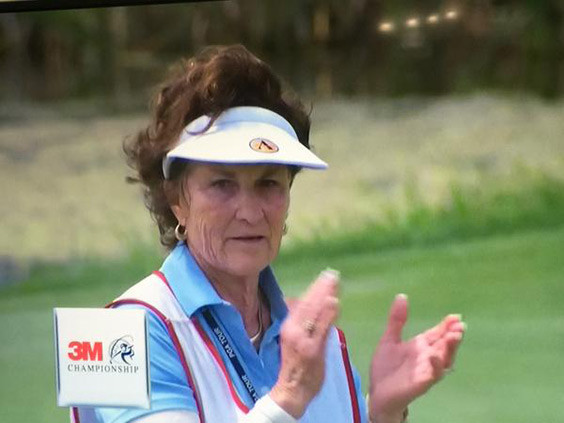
72, 273, 361, 423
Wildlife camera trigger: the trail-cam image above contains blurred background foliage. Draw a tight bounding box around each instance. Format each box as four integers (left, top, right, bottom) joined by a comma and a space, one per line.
1, 0, 564, 107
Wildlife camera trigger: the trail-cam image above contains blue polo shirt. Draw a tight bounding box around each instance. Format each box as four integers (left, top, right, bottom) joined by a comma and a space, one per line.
95, 243, 368, 422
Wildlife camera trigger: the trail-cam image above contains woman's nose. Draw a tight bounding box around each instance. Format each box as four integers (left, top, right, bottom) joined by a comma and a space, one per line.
234, 189, 265, 224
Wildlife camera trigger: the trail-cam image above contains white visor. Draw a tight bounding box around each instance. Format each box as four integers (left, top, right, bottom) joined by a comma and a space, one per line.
162, 106, 327, 179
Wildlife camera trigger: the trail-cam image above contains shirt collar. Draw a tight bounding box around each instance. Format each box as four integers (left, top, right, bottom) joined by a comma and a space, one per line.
258, 266, 288, 323
160, 242, 288, 321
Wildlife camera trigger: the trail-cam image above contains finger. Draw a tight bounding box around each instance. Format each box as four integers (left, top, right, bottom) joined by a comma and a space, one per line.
428, 333, 448, 365
294, 269, 339, 321
382, 293, 408, 343
412, 337, 444, 387
422, 322, 447, 346
428, 352, 445, 382
447, 320, 465, 333
313, 295, 340, 341
423, 314, 461, 345
430, 329, 463, 367
302, 269, 339, 303
443, 328, 465, 369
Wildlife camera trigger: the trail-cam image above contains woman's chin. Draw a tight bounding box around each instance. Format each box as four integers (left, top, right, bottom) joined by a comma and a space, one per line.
222, 254, 271, 278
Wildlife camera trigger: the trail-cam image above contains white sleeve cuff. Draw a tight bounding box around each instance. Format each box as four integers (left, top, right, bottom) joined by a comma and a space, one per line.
131, 410, 200, 423
243, 394, 298, 423
130, 394, 298, 423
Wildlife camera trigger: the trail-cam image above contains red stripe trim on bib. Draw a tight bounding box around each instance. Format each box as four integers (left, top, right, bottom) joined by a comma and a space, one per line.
192, 318, 251, 413
107, 299, 206, 423
70, 407, 80, 423
154, 268, 250, 413
337, 328, 361, 423
153, 270, 174, 294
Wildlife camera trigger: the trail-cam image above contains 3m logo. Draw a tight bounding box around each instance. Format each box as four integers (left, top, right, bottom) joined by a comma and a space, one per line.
67, 341, 103, 361
249, 138, 279, 153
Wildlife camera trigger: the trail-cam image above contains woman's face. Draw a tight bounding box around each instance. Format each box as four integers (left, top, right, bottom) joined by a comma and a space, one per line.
172, 163, 291, 279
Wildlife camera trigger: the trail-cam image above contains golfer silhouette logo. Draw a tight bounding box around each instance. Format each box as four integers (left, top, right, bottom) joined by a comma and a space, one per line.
109, 335, 135, 365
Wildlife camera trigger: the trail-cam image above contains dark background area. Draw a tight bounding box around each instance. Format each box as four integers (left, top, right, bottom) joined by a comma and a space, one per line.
1, 0, 563, 112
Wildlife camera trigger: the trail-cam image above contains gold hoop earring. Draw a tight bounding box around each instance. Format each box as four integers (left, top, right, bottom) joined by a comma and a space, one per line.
175, 223, 187, 241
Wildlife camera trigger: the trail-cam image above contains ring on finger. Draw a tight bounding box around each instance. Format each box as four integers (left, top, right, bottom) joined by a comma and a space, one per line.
303, 319, 316, 336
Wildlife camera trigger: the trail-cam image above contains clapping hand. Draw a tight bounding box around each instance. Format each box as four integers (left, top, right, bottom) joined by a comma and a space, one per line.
368, 294, 466, 423
271, 270, 340, 418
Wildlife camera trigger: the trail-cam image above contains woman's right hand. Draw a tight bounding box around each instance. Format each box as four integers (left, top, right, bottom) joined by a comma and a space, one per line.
269, 269, 340, 418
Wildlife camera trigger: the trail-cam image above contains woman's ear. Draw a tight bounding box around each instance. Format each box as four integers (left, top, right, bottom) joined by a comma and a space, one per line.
171, 203, 185, 223
164, 179, 188, 222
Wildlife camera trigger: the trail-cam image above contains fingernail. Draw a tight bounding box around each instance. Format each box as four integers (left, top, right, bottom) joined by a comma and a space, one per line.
449, 313, 463, 320
328, 297, 340, 306
397, 293, 408, 300
461, 321, 468, 331
321, 268, 340, 282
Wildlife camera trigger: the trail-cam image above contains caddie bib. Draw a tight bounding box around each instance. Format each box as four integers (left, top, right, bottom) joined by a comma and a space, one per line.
71, 271, 361, 423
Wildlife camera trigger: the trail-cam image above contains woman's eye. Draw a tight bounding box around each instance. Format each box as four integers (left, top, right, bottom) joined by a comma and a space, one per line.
211, 179, 233, 189
260, 179, 279, 188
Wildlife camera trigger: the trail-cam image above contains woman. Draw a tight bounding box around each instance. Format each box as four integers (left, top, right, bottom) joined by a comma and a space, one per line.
74, 45, 465, 423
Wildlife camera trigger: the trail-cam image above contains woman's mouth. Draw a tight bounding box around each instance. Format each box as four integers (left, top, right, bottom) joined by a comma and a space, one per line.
231, 236, 266, 243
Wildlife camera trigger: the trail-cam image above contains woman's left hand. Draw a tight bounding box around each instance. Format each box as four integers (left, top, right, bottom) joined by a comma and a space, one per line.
368, 294, 466, 423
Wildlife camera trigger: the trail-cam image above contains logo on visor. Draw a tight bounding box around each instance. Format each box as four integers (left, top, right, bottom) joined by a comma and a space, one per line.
249, 138, 279, 153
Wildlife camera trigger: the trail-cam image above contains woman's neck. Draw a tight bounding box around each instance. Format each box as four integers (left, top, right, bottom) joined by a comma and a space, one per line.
210, 270, 261, 322
191, 252, 264, 338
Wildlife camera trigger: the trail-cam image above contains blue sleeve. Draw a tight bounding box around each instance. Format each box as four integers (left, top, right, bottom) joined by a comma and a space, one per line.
352, 364, 369, 423
95, 305, 197, 423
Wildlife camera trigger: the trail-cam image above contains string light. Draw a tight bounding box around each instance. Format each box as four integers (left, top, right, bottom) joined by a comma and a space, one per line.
427, 14, 440, 24
376, 8, 461, 35
445, 9, 459, 20
406, 18, 420, 28
378, 21, 395, 33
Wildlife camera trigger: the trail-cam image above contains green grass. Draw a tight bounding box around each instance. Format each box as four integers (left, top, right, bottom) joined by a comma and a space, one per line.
278, 227, 564, 423
1, 225, 563, 423
282, 167, 564, 262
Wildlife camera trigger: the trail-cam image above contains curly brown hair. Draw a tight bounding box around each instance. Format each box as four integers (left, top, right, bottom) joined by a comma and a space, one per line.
124, 44, 311, 250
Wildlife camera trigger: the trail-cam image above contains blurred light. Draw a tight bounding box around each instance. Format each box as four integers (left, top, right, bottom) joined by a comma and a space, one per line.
445, 10, 459, 20
378, 21, 395, 33
406, 18, 420, 28
427, 14, 440, 24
